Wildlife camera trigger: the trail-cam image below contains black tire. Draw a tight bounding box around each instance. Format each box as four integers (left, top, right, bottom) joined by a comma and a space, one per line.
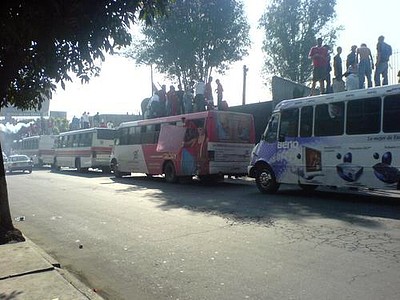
27, 168, 32, 174
164, 161, 178, 183
75, 158, 84, 172
102, 166, 111, 174
299, 184, 318, 192
111, 159, 122, 178
52, 158, 61, 171
255, 165, 279, 194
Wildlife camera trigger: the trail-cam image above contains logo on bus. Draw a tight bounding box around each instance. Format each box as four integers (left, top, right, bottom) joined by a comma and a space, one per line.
277, 141, 299, 149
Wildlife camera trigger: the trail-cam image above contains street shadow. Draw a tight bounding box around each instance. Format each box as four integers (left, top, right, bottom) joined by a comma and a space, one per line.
109, 175, 400, 229
49, 168, 111, 178
0, 291, 23, 300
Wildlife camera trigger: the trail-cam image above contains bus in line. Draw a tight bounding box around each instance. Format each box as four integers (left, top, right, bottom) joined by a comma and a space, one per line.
53, 127, 115, 172
110, 110, 255, 182
12, 135, 57, 167
248, 84, 400, 193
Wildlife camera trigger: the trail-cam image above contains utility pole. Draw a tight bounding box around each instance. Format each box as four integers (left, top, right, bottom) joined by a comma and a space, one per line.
242, 65, 249, 105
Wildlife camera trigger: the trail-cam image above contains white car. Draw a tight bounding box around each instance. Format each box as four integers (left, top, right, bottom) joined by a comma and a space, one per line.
6, 154, 33, 174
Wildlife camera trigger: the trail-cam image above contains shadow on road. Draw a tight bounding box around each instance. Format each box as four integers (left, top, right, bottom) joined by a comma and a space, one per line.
108, 174, 400, 229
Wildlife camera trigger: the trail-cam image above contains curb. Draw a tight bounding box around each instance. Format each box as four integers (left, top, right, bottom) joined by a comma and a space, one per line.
24, 237, 104, 300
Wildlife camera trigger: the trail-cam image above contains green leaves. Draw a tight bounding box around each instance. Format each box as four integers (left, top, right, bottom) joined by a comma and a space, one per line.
128, 0, 250, 88
0, 0, 170, 110
259, 0, 342, 84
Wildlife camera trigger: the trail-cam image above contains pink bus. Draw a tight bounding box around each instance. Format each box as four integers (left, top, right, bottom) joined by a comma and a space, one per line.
110, 110, 255, 182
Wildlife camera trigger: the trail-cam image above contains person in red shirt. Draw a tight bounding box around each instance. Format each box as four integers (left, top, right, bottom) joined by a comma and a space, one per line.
166, 85, 178, 116
309, 37, 328, 95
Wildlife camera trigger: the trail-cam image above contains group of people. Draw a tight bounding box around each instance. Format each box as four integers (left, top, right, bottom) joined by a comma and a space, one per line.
309, 35, 392, 95
70, 112, 112, 130
145, 77, 226, 119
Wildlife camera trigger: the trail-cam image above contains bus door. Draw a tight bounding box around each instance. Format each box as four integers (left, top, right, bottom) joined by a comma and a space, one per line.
297, 105, 322, 185
257, 113, 280, 174
275, 108, 300, 184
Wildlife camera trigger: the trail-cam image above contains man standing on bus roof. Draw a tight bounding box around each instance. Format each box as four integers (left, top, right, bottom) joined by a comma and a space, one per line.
357, 43, 374, 89
309, 37, 328, 95
194, 79, 206, 112
204, 76, 214, 110
215, 79, 224, 110
374, 35, 392, 86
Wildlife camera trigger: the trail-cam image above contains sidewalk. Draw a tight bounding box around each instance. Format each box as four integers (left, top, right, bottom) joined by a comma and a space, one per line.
0, 238, 103, 300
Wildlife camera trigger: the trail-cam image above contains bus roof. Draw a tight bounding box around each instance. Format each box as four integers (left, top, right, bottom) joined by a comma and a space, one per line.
21, 134, 58, 140
118, 110, 253, 129
275, 84, 400, 112
58, 127, 115, 136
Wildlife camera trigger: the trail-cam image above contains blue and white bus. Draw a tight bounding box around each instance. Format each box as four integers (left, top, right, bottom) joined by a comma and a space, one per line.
248, 84, 400, 193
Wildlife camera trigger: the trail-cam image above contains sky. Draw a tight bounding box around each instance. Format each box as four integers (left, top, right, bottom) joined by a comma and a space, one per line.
48, 0, 400, 120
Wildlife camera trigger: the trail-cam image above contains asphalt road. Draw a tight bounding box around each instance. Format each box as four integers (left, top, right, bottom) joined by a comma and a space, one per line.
6, 169, 400, 300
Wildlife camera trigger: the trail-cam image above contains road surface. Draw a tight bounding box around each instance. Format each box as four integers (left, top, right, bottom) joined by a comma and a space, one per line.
6, 169, 400, 300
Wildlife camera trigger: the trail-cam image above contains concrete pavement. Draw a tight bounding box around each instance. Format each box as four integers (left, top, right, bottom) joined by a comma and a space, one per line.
0, 237, 103, 300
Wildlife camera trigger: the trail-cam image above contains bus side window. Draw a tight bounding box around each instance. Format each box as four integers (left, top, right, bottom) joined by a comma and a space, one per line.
300, 106, 313, 137
347, 97, 381, 135
264, 114, 279, 143
279, 108, 299, 140
383, 94, 400, 133
315, 102, 344, 136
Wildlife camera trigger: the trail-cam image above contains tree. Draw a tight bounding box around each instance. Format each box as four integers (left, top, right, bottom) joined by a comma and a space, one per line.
0, 0, 169, 244
129, 0, 250, 88
259, 0, 342, 84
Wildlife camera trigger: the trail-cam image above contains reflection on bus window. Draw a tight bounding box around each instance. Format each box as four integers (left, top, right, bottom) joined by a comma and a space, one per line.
300, 106, 313, 137
279, 108, 299, 138
347, 97, 381, 135
315, 102, 344, 136
216, 113, 251, 142
264, 114, 279, 143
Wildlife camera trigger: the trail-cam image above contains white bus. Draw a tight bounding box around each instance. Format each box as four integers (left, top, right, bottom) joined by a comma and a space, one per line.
248, 84, 400, 193
53, 127, 115, 172
16, 135, 57, 167
111, 110, 255, 182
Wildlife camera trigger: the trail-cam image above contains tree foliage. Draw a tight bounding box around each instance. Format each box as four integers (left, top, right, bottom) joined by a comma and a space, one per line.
0, 0, 169, 244
0, 0, 169, 111
130, 0, 250, 87
259, 0, 342, 84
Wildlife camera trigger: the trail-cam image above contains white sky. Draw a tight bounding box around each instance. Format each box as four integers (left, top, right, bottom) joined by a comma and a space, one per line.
49, 0, 400, 120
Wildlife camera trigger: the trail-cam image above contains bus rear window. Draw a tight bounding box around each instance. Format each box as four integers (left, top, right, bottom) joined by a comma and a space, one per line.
215, 113, 252, 142
97, 129, 115, 140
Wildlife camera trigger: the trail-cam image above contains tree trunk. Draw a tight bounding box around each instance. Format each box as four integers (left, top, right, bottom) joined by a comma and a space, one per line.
0, 143, 25, 244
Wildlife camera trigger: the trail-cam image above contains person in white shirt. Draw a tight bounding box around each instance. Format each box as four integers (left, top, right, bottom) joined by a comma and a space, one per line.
193, 79, 206, 112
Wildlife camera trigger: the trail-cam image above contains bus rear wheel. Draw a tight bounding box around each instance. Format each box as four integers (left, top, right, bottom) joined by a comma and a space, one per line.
256, 166, 279, 194
111, 160, 122, 178
164, 162, 178, 183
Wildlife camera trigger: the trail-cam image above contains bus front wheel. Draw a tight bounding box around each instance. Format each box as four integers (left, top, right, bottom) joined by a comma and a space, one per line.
164, 162, 178, 183
256, 166, 279, 194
